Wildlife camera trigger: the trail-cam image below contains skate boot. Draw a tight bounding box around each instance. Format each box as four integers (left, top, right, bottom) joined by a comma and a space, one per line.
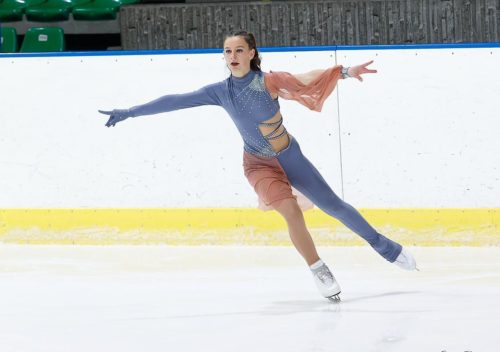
394, 248, 417, 271
310, 259, 341, 302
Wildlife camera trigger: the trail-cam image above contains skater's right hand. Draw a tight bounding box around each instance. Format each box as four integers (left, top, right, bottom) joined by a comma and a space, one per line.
347, 60, 377, 82
98, 109, 133, 127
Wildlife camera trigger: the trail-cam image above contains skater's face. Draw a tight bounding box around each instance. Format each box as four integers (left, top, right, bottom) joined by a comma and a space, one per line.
223, 36, 255, 77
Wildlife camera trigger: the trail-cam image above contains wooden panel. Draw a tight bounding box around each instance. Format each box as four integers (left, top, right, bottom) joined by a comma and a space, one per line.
120, 0, 500, 50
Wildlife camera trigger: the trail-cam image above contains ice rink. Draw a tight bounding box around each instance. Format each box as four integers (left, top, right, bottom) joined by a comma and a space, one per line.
1, 245, 499, 352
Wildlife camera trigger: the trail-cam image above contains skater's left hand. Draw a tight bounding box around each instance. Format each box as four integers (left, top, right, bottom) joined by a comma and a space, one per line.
98, 109, 133, 127
348, 60, 377, 82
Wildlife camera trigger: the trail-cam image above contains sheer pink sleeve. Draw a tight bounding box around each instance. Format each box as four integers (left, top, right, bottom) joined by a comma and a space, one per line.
263, 65, 342, 112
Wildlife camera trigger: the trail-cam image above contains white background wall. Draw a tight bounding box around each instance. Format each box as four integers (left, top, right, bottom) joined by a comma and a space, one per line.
338, 47, 500, 207
1, 46, 499, 208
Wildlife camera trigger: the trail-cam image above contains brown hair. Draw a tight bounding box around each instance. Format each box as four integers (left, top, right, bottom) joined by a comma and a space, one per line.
225, 30, 262, 72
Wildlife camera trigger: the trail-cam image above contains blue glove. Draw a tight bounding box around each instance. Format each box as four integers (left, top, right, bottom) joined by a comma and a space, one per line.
98, 109, 133, 127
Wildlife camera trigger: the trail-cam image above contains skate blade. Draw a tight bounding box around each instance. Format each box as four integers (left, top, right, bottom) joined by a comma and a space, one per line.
327, 294, 341, 303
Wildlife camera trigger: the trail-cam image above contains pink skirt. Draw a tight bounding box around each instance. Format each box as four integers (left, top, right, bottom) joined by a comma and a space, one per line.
243, 151, 313, 211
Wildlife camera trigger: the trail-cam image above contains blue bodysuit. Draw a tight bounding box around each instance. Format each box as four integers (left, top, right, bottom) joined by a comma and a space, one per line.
128, 69, 402, 262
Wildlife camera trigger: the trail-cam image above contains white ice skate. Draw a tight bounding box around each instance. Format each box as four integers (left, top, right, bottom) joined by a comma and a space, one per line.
310, 260, 341, 302
394, 248, 417, 271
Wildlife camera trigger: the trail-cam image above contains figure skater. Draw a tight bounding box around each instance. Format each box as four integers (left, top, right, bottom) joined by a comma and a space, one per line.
99, 30, 417, 302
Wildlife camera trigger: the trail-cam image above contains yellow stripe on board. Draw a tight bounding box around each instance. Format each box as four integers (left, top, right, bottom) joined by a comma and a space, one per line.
0, 208, 499, 246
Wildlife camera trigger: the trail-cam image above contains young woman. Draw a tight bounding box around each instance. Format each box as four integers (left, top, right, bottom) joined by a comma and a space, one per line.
99, 31, 417, 302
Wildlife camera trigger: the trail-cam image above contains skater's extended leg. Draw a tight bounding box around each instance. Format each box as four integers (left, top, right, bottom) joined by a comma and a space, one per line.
277, 138, 402, 262
272, 197, 341, 299
272, 198, 320, 266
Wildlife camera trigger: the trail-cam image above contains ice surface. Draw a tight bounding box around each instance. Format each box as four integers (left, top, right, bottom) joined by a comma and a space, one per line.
0, 245, 499, 352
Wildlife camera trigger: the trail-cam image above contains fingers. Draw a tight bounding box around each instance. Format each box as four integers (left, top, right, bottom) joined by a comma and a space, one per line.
101, 110, 118, 127
361, 60, 377, 73
361, 60, 374, 68
105, 117, 116, 127
98, 110, 113, 115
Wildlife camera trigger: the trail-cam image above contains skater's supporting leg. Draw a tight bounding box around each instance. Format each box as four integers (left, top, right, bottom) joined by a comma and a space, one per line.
272, 197, 342, 299
277, 138, 402, 262
272, 198, 320, 266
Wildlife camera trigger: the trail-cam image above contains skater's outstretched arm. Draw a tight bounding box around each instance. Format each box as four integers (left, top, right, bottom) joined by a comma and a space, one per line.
292, 69, 330, 85
264, 60, 377, 112
341, 60, 377, 82
99, 82, 221, 127
293, 60, 377, 84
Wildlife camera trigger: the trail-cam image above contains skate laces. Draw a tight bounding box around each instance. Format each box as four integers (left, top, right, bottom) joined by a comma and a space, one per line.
315, 265, 334, 284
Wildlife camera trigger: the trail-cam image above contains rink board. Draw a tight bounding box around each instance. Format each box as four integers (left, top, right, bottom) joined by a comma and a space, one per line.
0, 208, 499, 246
1, 44, 499, 245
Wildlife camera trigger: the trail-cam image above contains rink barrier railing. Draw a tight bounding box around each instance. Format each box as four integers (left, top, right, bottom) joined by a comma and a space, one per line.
2, 43, 499, 246
1, 42, 500, 58
0, 208, 498, 246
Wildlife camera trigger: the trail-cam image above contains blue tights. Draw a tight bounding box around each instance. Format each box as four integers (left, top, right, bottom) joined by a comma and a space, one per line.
276, 137, 402, 262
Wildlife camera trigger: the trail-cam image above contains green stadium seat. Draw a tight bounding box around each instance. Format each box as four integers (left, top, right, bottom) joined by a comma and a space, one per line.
0, 0, 43, 22
20, 27, 65, 52
25, 0, 89, 21
72, 0, 137, 20
72, 0, 120, 20
1, 27, 18, 52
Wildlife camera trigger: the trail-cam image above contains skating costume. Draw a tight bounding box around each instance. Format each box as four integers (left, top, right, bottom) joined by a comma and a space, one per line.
128, 67, 402, 262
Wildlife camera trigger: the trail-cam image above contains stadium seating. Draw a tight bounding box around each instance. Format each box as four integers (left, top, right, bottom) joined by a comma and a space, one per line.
0, 26, 18, 52
0, 0, 44, 22
20, 26, 65, 52
25, 0, 91, 22
1, 0, 136, 22
1, 0, 137, 52
72, 0, 138, 21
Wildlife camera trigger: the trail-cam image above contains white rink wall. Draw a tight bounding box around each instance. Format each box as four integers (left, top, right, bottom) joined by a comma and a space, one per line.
337, 47, 500, 208
1, 45, 499, 208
